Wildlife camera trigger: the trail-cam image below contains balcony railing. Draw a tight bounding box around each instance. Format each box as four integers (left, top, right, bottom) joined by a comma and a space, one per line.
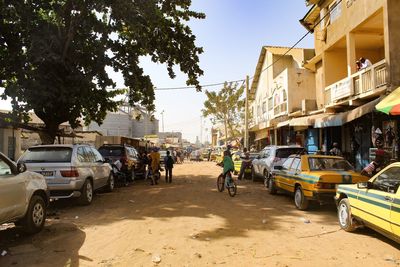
324, 59, 387, 106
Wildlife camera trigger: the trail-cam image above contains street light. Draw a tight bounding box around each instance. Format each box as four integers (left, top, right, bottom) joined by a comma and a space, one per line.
160, 110, 165, 132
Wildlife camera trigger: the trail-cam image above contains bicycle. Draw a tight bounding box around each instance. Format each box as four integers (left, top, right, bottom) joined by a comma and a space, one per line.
217, 170, 237, 197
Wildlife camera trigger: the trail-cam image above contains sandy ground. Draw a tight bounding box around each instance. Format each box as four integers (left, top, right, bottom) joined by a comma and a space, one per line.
0, 161, 399, 267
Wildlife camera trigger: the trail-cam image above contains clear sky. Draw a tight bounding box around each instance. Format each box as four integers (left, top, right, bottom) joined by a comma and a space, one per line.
0, 1, 314, 143
144, 0, 315, 143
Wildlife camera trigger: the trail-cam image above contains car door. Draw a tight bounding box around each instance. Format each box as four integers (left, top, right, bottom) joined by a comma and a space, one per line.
275, 157, 294, 191
0, 159, 26, 222
260, 149, 271, 175
392, 182, 400, 238
354, 167, 398, 234
83, 146, 102, 190
91, 147, 109, 187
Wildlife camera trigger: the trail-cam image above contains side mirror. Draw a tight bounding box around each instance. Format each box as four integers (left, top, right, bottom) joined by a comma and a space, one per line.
357, 181, 372, 189
17, 162, 27, 173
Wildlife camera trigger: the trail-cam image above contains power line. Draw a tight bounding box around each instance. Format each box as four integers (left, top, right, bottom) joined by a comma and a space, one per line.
138, 1, 340, 91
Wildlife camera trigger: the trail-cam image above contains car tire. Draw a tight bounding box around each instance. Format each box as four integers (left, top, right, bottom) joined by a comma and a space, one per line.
106, 174, 114, 192
267, 178, 277, 195
338, 198, 357, 232
19, 195, 46, 234
294, 186, 309, 210
79, 179, 93, 206
263, 170, 269, 186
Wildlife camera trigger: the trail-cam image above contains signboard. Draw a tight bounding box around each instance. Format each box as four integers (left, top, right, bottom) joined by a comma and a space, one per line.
331, 78, 352, 102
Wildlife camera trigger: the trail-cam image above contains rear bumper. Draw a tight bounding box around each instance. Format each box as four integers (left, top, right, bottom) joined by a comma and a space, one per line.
310, 192, 336, 204
47, 178, 85, 199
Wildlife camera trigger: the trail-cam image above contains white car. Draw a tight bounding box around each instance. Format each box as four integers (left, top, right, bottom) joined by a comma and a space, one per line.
0, 152, 49, 234
18, 144, 113, 205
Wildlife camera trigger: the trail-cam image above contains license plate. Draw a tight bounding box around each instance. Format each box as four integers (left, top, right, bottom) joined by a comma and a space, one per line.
38, 171, 54, 177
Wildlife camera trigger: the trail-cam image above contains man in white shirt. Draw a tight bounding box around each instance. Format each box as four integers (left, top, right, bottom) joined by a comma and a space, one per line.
360, 57, 372, 69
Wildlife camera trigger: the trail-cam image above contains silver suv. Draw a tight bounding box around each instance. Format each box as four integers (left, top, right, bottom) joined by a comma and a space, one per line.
251, 145, 304, 183
0, 152, 49, 234
18, 144, 113, 205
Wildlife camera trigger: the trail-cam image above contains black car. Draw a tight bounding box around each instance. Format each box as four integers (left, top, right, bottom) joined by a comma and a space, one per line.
98, 144, 145, 180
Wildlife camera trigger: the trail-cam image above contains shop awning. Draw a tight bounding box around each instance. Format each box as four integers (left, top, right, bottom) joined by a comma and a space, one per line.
376, 86, 400, 115
276, 120, 290, 128
314, 98, 379, 128
289, 113, 327, 127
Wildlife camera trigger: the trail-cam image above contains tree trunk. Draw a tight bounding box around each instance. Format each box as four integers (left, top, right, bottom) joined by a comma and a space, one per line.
38, 123, 59, 144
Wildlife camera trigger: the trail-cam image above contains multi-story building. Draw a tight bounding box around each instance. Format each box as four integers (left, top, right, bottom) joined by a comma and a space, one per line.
249, 46, 316, 150
299, 0, 400, 169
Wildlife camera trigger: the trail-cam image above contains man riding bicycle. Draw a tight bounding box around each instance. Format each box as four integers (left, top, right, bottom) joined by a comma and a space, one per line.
221, 150, 235, 187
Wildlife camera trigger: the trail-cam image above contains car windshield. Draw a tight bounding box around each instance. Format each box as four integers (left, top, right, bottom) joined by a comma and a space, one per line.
276, 148, 304, 158
98, 147, 124, 157
308, 157, 354, 171
20, 147, 72, 163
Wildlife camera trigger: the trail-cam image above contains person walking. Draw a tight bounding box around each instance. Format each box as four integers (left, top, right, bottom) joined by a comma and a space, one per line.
238, 148, 251, 180
149, 148, 161, 185
164, 150, 174, 183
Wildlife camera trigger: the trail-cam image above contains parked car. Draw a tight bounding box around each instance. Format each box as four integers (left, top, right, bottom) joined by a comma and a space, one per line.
98, 144, 144, 180
232, 151, 259, 178
271, 155, 369, 210
251, 145, 304, 182
335, 162, 400, 243
18, 144, 113, 205
0, 152, 49, 233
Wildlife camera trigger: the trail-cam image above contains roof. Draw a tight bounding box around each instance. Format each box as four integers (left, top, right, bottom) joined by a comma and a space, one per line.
299, 4, 321, 32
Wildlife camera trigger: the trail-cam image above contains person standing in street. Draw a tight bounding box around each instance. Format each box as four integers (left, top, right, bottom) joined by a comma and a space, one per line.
149, 147, 161, 185
164, 150, 174, 183
238, 148, 251, 180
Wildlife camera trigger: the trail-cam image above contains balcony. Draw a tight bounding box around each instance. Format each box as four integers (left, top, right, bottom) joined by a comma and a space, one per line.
324, 59, 387, 107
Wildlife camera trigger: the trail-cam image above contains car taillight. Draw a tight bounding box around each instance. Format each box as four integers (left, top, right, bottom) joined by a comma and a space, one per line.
60, 167, 79, 177
314, 182, 335, 189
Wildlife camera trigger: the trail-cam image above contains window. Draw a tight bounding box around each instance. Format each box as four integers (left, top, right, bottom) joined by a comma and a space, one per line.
329, 0, 342, 23
290, 158, 301, 172
83, 147, 96, 163
91, 148, 104, 162
373, 167, 400, 193
77, 147, 87, 162
262, 101, 267, 113
282, 158, 294, 171
20, 147, 72, 163
0, 159, 12, 176
308, 157, 354, 171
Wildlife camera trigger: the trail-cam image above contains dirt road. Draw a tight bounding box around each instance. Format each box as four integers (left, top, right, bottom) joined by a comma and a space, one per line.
1, 162, 399, 267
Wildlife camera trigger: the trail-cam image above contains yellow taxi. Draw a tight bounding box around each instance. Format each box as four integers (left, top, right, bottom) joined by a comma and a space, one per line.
232, 151, 259, 176
270, 155, 368, 210
335, 162, 400, 243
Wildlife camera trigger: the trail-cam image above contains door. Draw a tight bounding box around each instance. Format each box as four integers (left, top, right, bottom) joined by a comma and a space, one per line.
355, 167, 399, 234
83, 146, 103, 189
91, 147, 109, 187
0, 159, 26, 222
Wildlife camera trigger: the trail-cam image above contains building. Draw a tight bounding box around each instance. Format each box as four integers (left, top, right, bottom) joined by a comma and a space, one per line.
248, 46, 316, 150
0, 112, 21, 160
299, 0, 400, 169
87, 104, 159, 138
158, 132, 183, 147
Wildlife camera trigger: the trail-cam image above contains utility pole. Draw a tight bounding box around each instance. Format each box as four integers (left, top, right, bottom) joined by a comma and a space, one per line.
244, 75, 249, 149
200, 116, 203, 145
160, 110, 165, 132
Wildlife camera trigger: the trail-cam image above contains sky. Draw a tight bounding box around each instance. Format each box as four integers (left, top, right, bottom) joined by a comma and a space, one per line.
0, 0, 315, 143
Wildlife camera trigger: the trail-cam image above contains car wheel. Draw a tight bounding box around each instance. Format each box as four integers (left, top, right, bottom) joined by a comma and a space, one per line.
338, 198, 357, 232
263, 170, 269, 187
79, 179, 93, 205
106, 174, 114, 192
267, 178, 277, 195
20, 195, 46, 234
294, 186, 309, 210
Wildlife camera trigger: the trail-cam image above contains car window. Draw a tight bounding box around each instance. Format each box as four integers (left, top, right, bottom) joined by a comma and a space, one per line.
308, 157, 354, 171
0, 159, 12, 176
83, 147, 96, 163
282, 157, 294, 171
98, 147, 124, 157
91, 148, 104, 162
372, 167, 400, 193
276, 148, 304, 159
131, 148, 138, 158
290, 158, 301, 172
20, 147, 72, 163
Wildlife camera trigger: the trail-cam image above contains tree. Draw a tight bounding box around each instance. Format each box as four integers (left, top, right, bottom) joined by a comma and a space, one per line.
0, 0, 204, 143
202, 82, 245, 144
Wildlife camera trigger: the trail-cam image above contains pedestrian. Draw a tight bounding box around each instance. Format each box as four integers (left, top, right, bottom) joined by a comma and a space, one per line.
329, 142, 342, 156
148, 147, 161, 185
164, 150, 174, 183
359, 57, 372, 69
176, 150, 181, 164
238, 148, 251, 180
208, 149, 212, 161
140, 152, 149, 180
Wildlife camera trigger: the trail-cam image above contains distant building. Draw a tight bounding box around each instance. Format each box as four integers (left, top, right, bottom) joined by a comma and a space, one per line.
87, 104, 159, 138
158, 132, 182, 146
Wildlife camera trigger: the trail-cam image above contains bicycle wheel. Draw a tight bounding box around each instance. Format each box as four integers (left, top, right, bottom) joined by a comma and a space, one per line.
227, 180, 237, 197
217, 174, 225, 192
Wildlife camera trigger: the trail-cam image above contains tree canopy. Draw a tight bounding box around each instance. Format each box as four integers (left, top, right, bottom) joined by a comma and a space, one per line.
0, 0, 204, 143
202, 82, 245, 143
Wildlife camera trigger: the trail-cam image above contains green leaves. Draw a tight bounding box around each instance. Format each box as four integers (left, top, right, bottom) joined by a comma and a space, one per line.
202, 82, 245, 139
0, 0, 204, 143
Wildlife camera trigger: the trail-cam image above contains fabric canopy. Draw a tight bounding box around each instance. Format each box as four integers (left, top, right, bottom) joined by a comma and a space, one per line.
289, 113, 327, 127
376, 86, 400, 115
314, 98, 379, 128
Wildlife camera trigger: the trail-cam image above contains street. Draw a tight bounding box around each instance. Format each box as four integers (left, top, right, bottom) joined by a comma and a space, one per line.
1, 161, 399, 267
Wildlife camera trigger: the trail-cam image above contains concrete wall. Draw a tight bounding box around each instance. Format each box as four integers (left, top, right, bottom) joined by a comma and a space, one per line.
315, 61, 325, 109
324, 47, 347, 86
0, 128, 22, 160
384, 0, 400, 89
288, 67, 317, 113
